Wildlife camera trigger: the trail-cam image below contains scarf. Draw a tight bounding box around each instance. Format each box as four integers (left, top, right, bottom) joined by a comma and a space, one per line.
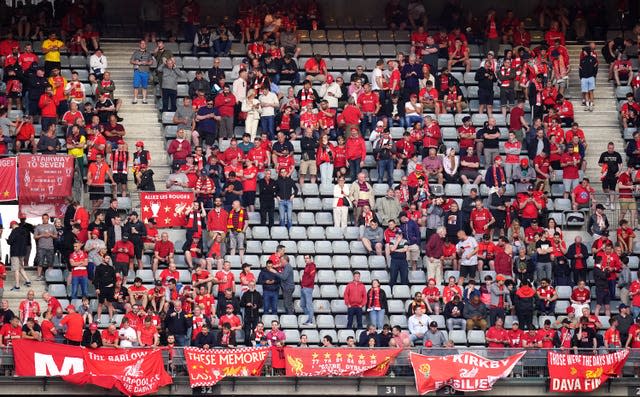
227, 208, 245, 232
367, 288, 381, 310
499, 67, 511, 86
491, 165, 505, 186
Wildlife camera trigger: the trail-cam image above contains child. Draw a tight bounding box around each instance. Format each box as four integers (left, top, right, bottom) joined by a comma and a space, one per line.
14, 115, 36, 153
77, 296, 94, 325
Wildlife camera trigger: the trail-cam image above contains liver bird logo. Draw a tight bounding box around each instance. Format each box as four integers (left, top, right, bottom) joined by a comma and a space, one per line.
459, 367, 479, 378
585, 367, 603, 379
287, 356, 305, 375
419, 363, 431, 377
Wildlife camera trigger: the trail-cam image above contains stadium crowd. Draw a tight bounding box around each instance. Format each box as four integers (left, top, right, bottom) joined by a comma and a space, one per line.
2, 0, 640, 364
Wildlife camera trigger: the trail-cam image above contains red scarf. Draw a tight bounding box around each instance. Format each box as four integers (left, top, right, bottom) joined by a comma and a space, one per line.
492, 165, 504, 186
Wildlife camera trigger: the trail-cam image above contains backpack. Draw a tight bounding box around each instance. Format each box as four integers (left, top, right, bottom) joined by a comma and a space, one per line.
137, 169, 156, 191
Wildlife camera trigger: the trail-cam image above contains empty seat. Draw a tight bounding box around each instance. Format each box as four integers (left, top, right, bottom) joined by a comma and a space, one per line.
45, 269, 64, 283
449, 330, 467, 345
297, 212, 315, 225
316, 212, 333, 225
389, 315, 407, 328
392, 285, 411, 299
345, 44, 363, 56
350, 256, 369, 269
49, 284, 68, 297
320, 285, 339, 298
301, 184, 319, 196
467, 330, 485, 345
349, 241, 367, 254
316, 314, 335, 329
315, 241, 333, 254
307, 226, 326, 240
269, 226, 288, 240
317, 270, 336, 284
325, 227, 344, 240
298, 240, 316, 254
329, 43, 347, 56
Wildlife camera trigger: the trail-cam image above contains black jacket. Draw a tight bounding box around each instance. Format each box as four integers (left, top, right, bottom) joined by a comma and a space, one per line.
7, 226, 29, 257
240, 290, 263, 320
381, 100, 406, 119
216, 295, 241, 318
579, 54, 598, 78
164, 308, 192, 336
527, 137, 551, 159
275, 176, 298, 200
300, 136, 318, 160
474, 67, 496, 91
81, 329, 103, 347
93, 263, 117, 290
258, 178, 277, 206
194, 330, 216, 348
565, 243, 590, 269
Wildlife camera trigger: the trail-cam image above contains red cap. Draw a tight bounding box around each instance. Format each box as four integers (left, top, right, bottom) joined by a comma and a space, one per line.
66, 305, 76, 312
566, 306, 575, 314
326, 74, 334, 84
91, 229, 101, 236
520, 158, 529, 166
415, 164, 424, 171
89, 323, 98, 331
496, 275, 506, 281
226, 304, 234, 309
9, 221, 18, 227
494, 155, 502, 162
135, 141, 144, 147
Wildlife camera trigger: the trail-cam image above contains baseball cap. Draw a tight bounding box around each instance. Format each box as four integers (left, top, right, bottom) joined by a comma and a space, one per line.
566, 306, 575, 314
9, 221, 18, 227
494, 155, 502, 162
154, 280, 162, 286
376, 120, 384, 127
619, 303, 628, 310
66, 305, 76, 312
91, 229, 101, 236
89, 323, 98, 331
527, 184, 534, 191
496, 275, 506, 281
135, 141, 144, 147
226, 304, 234, 309
429, 321, 438, 328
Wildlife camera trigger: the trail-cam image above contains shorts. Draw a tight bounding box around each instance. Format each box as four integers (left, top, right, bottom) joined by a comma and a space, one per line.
407, 244, 420, 261
113, 173, 128, 185
620, 198, 637, 211
580, 77, 595, 93
500, 88, 515, 106
37, 248, 55, 268
596, 289, 611, 305
461, 169, 480, 180
98, 286, 115, 303
133, 242, 143, 259
242, 190, 256, 207
114, 262, 129, 276
478, 89, 494, 105
602, 177, 617, 191
89, 185, 104, 201
460, 265, 477, 280
133, 70, 150, 89
299, 160, 318, 176
228, 231, 245, 251
563, 178, 580, 193
10, 256, 24, 269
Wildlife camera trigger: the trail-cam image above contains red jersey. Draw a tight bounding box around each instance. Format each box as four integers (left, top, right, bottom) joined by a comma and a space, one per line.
507, 329, 524, 347
470, 208, 493, 234
571, 287, 590, 303
195, 294, 215, 316
357, 92, 379, 113
159, 268, 179, 286
628, 324, 640, 348
70, 251, 88, 277
486, 326, 507, 348
457, 125, 476, 149
215, 270, 235, 294
101, 329, 119, 345
219, 314, 242, 328
604, 328, 622, 348
537, 328, 555, 348
0, 324, 22, 345
154, 240, 174, 258
442, 285, 462, 303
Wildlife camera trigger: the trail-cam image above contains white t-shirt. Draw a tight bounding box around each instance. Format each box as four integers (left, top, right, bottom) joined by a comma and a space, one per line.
259, 92, 279, 117
371, 67, 384, 91
119, 326, 138, 347
456, 236, 478, 266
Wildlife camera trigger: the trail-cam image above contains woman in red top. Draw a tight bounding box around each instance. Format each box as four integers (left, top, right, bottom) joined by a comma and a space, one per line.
421, 278, 441, 315
69, 241, 89, 299
570, 280, 591, 314
316, 133, 335, 187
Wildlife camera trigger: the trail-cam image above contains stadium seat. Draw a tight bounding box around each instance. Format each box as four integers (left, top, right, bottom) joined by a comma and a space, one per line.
449, 330, 467, 345
467, 330, 486, 345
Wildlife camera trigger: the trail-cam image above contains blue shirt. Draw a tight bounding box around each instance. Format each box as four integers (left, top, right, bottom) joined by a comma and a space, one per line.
196, 106, 219, 134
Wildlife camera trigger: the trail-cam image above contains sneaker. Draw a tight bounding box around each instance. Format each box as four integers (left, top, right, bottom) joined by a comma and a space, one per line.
116, 116, 124, 122
142, 99, 148, 104
25, 281, 31, 287
35, 276, 44, 281
132, 100, 138, 104
10, 286, 19, 291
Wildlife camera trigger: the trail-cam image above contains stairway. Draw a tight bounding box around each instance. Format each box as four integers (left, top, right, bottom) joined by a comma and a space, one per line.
98, 42, 172, 207
566, 44, 624, 189
4, 269, 47, 315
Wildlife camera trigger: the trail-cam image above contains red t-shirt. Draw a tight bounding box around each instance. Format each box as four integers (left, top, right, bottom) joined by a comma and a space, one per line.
507, 329, 523, 347
571, 287, 590, 303
604, 328, 622, 348
509, 106, 524, 131
572, 185, 592, 205
215, 270, 235, 294
357, 92, 379, 113
561, 152, 580, 179
195, 294, 215, 316
154, 240, 174, 258
159, 269, 179, 286
101, 329, 119, 345
41, 319, 56, 341
470, 208, 492, 234
537, 328, 555, 348
69, 250, 88, 277
129, 285, 147, 301
219, 314, 242, 328
486, 326, 507, 348
137, 324, 158, 346
0, 324, 22, 345
629, 324, 640, 348
60, 313, 84, 342
522, 332, 540, 347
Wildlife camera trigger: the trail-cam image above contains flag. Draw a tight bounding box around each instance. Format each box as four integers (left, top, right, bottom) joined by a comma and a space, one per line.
0, 156, 17, 201
140, 191, 195, 227
409, 351, 526, 395
17, 154, 74, 217
548, 349, 629, 392
184, 347, 269, 387
284, 347, 401, 377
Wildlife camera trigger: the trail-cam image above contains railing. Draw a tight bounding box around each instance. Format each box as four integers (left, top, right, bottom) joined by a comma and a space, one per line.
0, 346, 638, 379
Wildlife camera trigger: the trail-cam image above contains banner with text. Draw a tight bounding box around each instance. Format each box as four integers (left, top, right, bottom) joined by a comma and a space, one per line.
17, 154, 74, 217
0, 156, 17, 202
548, 349, 629, 393
13, 339, 84, 377
63, 348, 172, 396
409, 351, 526, 395
284, 347, 401, 377
184, 347, 269, 387
140, 191, 195, 227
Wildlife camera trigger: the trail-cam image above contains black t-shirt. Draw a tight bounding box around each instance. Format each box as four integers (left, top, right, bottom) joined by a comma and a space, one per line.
22, 323, 42, 337
598, 151, 622, 177
222, 180, 243, 206
479, 127, 500, 148
272, 140, 294, 155
536, 239, 552, 263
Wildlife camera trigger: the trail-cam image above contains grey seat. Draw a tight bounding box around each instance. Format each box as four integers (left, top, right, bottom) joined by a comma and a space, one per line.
449, 330, 467, 345
389, 315, 407, 328
284, 330, 301, 343
362, 44, 380, 57
332, 255, 351, 269
252, 226, 270, 240
335, 270, 355, 284
320, 285, 339, 298
297, 212, 315, 225
387, 300, 404, 314
289, 226, 307, 240
316, 212, 333, 225
304, 197, 322, 211
408, 271, 426, 284
315, 241, 333, 254
270, 226, 288, 240
392, 285, 411, 299
281, 240, 298, 254
45, 269, 64, 283
350, 241, 367, 254
329, 43, 347, 56
49, 284, 68, 297
335, 315, 349, 329
313, 300, 331, 314
350, 256, 369, 269
316, 314, 335, 329
307, 226, 326, 240
345, 44, 363, 57
317, 270, 336, 284
136, 269, 154, 283
280, 314, 299, 329
379, 44, 396, 56
467, 330, 485, 345
369, 256, 387, 269
301, 184, 319, 196
182, 56, 199, 69
371, 270, 390, 284
338, 329, 355, 343
325, 227, 344, 240
344, 227, 361, 240
303, 330, 320, 345
261, 240, 279, 254
444, 184, 462, 197
330, 300, 348, 313
298, 240, 316, 254
315, 256, 332, 269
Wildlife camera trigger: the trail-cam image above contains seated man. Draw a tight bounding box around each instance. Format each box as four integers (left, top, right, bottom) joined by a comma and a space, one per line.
620, 93, 640, 129
613, 54, 633, 86
463, 294, 488, 330
407, 306, 431, 344
422, 147, 444, 185
360, 219, 384, 256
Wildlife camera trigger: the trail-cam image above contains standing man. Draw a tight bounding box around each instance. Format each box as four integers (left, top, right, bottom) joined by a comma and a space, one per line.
273, 255, 294, 315
7, 221, 31, 291
579, 45, 598, 111
34, 214, 56, 281
130, 39, 155, 104
425, 227, 446, 285
598, 142, 623, 210
275, 167, 298, 230
300, 255, 317, 325
42, 32, 65, 76
240, 281, 262, 346
344, 271, 367, 330
227, 200, 247, 263
87, 153, 115, 213
257, 171, 277, 227
399, 211, 421, 271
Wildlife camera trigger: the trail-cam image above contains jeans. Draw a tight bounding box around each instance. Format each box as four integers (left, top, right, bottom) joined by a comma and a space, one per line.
300, 287, 314, 323
405, 115, 423, 127
447, 318, 467, 330
389, 257, 409, 288
348, 159, 361, 181
347, 307, 363, 329
377, 158, 394, 187
162, 88, 177, 112
263, 289, 278, 314
633, 306, 640, 319
280, 72, 300, 85
319, 162, 334, 186
71, 276, 88, 299
360, 113, 377, 134
369, 309, 385, 329
260, 115, 275, 140
174, 334, 188, 347
535, 262, 552, 282
212, 39, 231, 56
278, 199, 293, 229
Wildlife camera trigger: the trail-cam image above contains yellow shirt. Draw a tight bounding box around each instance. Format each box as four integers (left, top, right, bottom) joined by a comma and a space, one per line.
42, 39, 64, 62
68, 135, 86, 158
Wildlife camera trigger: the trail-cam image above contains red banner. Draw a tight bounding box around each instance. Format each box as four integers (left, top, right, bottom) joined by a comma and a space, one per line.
13, 340, 84, 376
13, 340, 172, 396
17, 154, 74, 217
63, 348, 172, 396
184, 347, 269, 387
548, 349, 629, 393
284, 347, 401, 377
0, 157, 17, 201
409, 351, 526, 395
140, 191, 195, 227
